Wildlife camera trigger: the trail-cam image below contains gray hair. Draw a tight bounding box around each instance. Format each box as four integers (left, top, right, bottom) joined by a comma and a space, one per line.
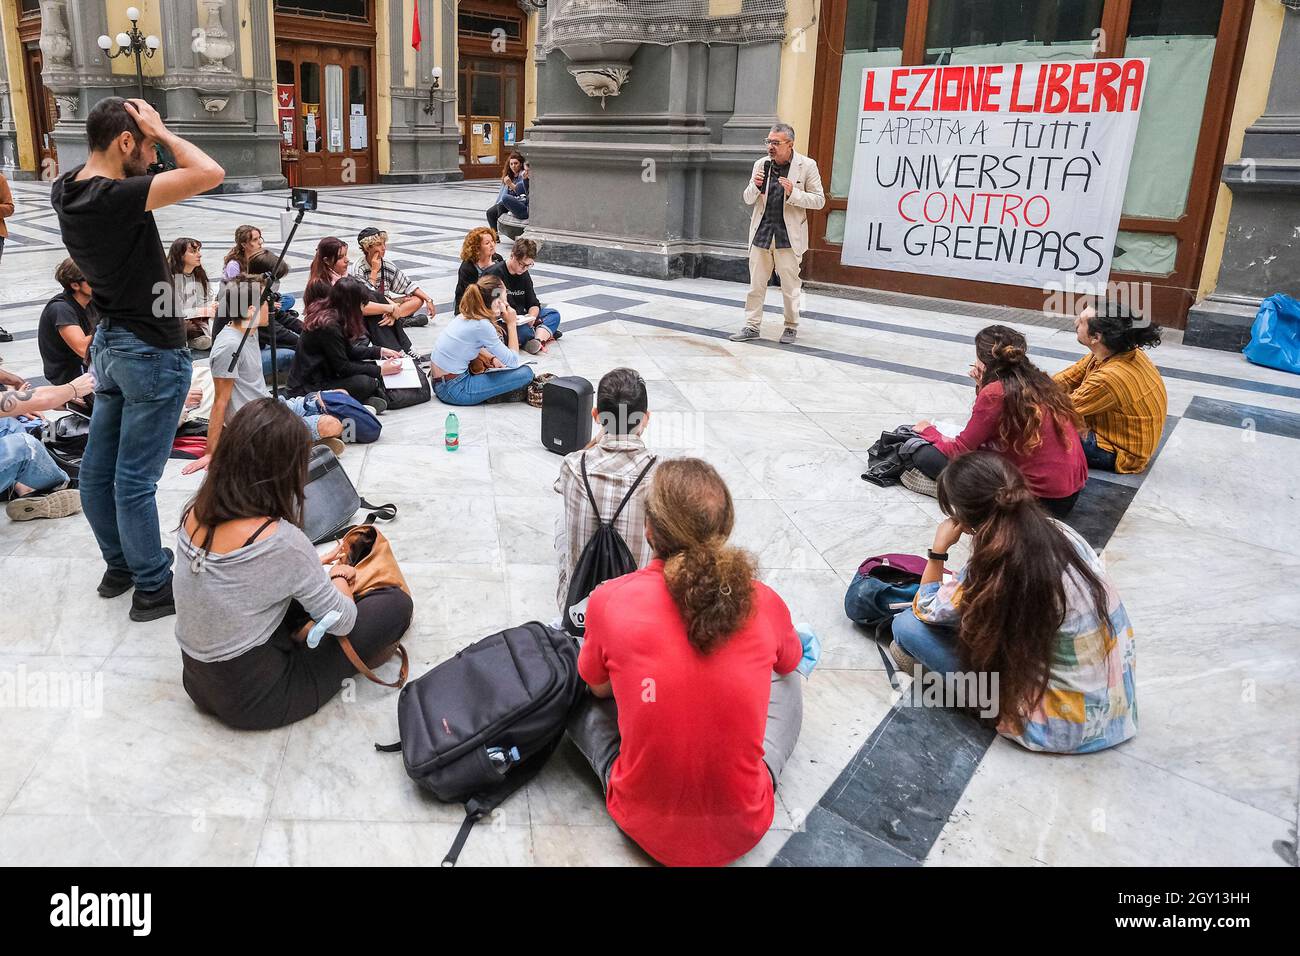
769, 123, 796, 143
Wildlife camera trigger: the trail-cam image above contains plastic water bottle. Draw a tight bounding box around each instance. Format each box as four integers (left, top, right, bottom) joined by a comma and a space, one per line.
486, 745, 520, 774
445, 412, 459, 452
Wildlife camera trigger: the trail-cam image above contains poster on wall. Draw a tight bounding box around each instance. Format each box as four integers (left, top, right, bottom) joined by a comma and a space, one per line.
840, 58, 1149, 294
504, 122, 516, 146
277, 84, 296, 147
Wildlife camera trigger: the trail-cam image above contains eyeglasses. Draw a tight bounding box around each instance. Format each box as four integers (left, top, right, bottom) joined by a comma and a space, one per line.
764, 139, 790, 147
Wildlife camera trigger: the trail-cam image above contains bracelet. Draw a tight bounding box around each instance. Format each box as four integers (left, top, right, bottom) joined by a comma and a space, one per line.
329, 568, 351, 581
67, 382, 80, 400
927, 549, 949, 562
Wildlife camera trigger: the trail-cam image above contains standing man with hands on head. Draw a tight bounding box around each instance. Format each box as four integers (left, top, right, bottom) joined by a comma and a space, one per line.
50, 96, 225, 623
731, 123, 825, 345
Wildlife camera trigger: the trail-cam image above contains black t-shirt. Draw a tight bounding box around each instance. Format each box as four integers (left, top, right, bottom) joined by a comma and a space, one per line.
483, 260, 540, 315
37, 290, 95, 386
50, 167, 183, 349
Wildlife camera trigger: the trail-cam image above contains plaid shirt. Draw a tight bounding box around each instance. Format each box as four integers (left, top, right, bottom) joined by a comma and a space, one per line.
351, 257, 415, 298
553, 433, 659, 612
913, 521, 1137, 754
751, 160, 791, 249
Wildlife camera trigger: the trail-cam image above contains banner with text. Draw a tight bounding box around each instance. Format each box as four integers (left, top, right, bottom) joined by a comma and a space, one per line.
840, 58, 1148, 293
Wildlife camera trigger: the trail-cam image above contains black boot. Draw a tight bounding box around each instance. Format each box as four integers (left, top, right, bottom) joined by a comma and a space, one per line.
130, 574, 176, 622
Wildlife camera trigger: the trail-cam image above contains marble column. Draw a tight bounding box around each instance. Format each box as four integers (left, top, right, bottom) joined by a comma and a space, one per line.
1185, 7, 1300, 350
0, 17, 20, 177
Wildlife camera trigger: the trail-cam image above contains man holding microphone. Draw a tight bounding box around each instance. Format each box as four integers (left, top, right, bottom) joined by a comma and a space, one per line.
730, 123, 825, 345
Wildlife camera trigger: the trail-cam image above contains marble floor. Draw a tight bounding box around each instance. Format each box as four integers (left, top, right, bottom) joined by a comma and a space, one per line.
0, 181, 1296, 867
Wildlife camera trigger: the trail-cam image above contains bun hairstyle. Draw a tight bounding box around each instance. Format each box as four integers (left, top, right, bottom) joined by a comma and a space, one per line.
645, 458, 756, 655
1086, 304, 1162, 354
936, 452, 1112, 730
974, 324, 1083, 456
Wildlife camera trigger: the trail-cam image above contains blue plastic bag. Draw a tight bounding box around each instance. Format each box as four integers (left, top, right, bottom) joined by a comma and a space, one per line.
1243, 293, 1300, 376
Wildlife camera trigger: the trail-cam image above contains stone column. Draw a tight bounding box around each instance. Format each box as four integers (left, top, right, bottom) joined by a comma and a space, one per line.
524, 14, 784, 279
383, 0, 461, 184
44, 0, 282, 191
0, 16, 20, 177
1185, 8, 1300, 350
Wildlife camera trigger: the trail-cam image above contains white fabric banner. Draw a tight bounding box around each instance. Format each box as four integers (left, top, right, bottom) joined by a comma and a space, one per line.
840, 58, 1149, 294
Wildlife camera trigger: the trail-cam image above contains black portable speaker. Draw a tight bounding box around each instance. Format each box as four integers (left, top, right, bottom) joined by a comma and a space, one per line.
540, 375, 594, 455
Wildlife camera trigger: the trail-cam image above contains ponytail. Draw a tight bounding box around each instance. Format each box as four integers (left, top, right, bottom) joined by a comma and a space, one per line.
937, 452, 1113, 729
646, 459, 756, 654
974, 324, 1083, 456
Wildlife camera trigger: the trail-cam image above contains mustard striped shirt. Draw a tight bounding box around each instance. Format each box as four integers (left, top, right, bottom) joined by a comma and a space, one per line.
1054, 349, 1167, 474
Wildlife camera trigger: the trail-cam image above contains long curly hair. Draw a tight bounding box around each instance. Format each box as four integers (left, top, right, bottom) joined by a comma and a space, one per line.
645, 458, 757, 655
974, 325, 1084, 456
460, 226, 496, 263
937, 452, 1113, 730
223, 224, 261, 272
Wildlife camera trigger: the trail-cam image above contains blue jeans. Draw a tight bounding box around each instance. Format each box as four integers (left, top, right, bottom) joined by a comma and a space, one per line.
0, 430, 69, 497
1081, 432, 1118, 471
262, 346, 294, 379
517, 307, 561, 349
891, 608, 962, 674
433, 365, 534, 406
84, 326, 191, 591
281, 393, 326, 441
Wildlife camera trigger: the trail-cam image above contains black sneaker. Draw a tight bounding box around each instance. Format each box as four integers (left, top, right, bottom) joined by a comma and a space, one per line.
0, 326, 12, 343
100, 547, 173, 599
130, 576, 176, 622
399, 312, 429, 329
405, 349, 431, 364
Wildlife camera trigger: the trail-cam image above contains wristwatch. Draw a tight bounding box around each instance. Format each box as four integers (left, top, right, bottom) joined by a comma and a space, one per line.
927, 549, 949, 562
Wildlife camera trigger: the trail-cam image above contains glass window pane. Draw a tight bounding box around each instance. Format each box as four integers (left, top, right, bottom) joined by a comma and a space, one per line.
1112, 231, 1177, 276
826, 209, 847, 245
301, 62, 321, 153
829, 0, 909, 198
277, 59, 294, 85
349, 65, 366, 108
924, 0, 1104, 64
471, 73, 501, 117
503, 77, 517, 121
274, 0, 368, 21
1120, 0, 1222, 219
325, 63, 344, 153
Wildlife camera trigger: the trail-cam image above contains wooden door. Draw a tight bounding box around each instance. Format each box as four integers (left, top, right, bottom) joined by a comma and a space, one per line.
276, 40, 375, 187
21, 43, 58, 177
457, 1, 527, 180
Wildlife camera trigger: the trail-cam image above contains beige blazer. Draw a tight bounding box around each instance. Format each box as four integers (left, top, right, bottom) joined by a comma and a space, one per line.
742, 151, 825, 258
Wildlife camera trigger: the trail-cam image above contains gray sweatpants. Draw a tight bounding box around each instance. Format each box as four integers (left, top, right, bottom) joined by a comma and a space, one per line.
566, 670, 804, 791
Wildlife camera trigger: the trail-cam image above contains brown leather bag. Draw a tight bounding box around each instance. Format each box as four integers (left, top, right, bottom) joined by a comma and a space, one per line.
328, 525, 410, 688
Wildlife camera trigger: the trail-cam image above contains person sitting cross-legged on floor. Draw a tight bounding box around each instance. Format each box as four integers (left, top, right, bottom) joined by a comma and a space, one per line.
428, 282, 534, 406
906, 324, 1087, 518
181, 261, 346, 476
351, 226, 435, 329
1, 373, 94, 521
1054, 304, 1167, 474
483, 237, 561, 354
567, 458, 806, 867
37, 258, 97, 405
890, 451, 1137, 755
174, 398, 413, 731
287, 276, 403, 413
554, 367, 659, 615
453, 226, 504, 315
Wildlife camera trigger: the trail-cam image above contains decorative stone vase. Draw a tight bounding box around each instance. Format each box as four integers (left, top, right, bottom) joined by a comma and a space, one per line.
38, 0, 73, 66
558, 41, 639, 108
196, 0, 237, 72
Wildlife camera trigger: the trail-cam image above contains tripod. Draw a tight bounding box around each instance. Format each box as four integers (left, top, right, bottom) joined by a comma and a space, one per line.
226, 205, 307, 399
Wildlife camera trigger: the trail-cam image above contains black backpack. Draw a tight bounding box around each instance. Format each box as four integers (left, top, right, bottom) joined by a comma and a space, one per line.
379, 622, 582, 865
562, 452, 657, 635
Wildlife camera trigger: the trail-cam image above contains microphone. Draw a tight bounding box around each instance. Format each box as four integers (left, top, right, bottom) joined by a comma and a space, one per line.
762, 159, 772, 193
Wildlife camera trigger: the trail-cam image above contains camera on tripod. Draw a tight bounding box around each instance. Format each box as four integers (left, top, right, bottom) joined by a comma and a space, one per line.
291, 187, 318, 212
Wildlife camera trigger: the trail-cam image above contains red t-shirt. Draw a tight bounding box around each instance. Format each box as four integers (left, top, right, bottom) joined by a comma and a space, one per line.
578, 560, 803, 867
919, 380, 1087, 499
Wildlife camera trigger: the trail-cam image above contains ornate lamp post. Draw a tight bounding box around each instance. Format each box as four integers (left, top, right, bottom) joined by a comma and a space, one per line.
97, 7, 160, 101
